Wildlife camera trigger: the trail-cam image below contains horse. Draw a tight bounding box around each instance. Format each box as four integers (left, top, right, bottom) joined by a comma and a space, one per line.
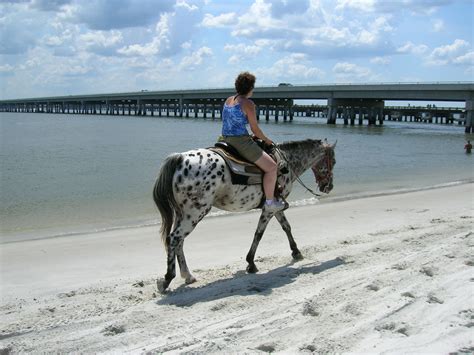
153, 139, 336, 293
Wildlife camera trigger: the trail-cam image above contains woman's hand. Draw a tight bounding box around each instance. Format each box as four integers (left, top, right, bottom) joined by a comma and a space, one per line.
264, 138, 274, 146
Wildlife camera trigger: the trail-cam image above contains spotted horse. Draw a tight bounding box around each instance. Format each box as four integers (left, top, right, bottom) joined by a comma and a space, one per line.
153, 139, 336, 293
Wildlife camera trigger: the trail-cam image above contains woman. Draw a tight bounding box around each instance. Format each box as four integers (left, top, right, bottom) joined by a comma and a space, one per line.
221, 71, 287, 213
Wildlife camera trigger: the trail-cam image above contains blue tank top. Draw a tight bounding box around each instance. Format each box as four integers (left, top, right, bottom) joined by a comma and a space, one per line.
222, 103, 249, 136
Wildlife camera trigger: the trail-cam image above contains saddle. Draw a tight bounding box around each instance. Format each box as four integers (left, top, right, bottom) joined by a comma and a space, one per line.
209, 139, 289, 186
208, 141, 264, 185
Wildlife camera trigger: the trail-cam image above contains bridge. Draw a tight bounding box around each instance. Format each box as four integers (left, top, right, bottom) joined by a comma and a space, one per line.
1, 82, 473, 132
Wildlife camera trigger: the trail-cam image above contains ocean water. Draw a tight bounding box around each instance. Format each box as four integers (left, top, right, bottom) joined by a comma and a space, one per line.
1, 112, 473, 242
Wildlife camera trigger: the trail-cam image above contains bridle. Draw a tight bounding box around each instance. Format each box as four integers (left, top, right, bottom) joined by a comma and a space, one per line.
313, 148, 334, 194
275, 145, 334, 197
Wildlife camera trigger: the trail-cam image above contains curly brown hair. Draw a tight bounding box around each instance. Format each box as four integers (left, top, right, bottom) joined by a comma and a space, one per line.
234, 72, 256, 95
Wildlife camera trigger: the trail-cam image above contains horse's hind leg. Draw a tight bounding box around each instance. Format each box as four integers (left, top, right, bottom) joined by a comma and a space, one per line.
275, 211, 303, 260
158, 208, 209, 292
176, 240, 196, 284
157, 228, 181, 293
246, 210, 274, 273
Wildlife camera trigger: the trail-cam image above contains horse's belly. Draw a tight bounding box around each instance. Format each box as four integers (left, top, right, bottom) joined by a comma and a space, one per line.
213, 185, 263, 212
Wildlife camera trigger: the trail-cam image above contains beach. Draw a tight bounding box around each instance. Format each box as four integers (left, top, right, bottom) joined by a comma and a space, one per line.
1, 183, 473, 353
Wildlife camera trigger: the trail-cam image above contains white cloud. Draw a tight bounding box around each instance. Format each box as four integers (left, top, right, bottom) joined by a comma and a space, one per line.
333, 62, 374, 81
335, 0, 450, 14
118, 2, 201, 57
201, 12, 236, 27
397, 41, 429, 55
0, 64, 15, 72
224, 43, 261, 63
432, 19, 444, 32
427, 39, 471, 65
453, 51, 474, 65
79, 30, 123, 55
257, 54, 324, 82
370, 56, 390, 65
179, 46, 213, 69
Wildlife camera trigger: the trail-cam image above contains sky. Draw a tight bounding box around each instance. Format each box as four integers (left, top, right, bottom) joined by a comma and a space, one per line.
0, 0, 473, 100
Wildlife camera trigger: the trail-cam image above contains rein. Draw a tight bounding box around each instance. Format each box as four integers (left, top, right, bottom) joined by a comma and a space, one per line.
274, 145, 324, 197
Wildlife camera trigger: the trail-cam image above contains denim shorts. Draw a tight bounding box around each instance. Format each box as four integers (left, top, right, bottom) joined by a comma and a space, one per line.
222, 135, 263, 162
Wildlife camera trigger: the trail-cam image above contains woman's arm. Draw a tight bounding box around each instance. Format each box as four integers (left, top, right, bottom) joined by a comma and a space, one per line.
242, 99, 273, 145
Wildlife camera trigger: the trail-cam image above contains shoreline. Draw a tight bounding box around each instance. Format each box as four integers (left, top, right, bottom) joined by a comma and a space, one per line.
2, 178, 472, 245
1, 182, 472, 353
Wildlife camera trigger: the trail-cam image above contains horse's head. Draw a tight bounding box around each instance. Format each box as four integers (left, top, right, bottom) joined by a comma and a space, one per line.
311, 141, 336, 193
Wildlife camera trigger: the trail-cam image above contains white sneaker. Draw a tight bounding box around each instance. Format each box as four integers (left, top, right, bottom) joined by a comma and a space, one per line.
264, 199, 288, 213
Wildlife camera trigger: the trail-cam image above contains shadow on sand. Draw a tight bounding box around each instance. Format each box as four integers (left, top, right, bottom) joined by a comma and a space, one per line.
157, 257, 345, 307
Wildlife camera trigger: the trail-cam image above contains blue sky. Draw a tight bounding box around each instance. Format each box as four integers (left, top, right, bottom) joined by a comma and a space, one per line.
1, 0, 473, 100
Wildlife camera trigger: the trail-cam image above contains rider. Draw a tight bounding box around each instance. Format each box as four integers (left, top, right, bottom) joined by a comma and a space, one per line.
221, 71, 287, 212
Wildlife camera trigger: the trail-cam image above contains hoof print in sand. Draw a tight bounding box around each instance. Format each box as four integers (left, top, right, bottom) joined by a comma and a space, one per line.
420, 266, 436, 277
427, 294, 444, 304
256, 343, 277, 353
376, 322, 410, 336
102, 324, 125, 336
401, 291, 415, 298
302, 301, 320, 317
366, 282, 381, 291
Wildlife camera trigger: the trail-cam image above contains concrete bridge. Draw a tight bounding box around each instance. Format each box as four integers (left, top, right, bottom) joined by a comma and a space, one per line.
1, 82, 473, 132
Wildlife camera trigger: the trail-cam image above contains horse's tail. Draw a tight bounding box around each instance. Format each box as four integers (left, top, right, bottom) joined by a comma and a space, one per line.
153, 153, 184, 248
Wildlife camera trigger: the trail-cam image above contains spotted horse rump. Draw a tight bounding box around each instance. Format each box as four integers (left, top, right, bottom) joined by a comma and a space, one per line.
153, 139, 336, 293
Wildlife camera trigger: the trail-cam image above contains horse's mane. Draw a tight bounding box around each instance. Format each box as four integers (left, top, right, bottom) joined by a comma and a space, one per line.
278, 139, 322, 151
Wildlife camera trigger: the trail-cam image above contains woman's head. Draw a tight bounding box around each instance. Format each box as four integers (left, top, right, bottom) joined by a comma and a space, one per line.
235, 72, 256, 96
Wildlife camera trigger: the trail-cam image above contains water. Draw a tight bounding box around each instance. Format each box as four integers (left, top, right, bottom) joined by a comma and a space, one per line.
1, 112, 473, 242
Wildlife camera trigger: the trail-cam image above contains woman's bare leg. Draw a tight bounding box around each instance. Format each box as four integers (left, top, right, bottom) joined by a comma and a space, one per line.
254, 152, 277, 200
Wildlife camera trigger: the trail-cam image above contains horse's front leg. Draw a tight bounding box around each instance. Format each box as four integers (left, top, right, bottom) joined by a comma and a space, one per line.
246, 210, 274, 273
275, 211, 303, 260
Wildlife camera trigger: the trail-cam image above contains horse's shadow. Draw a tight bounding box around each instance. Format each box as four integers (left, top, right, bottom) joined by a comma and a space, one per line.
157, 257, 345, 307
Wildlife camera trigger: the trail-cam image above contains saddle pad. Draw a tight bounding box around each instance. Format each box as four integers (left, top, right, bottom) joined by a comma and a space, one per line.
208, 147, 263, 185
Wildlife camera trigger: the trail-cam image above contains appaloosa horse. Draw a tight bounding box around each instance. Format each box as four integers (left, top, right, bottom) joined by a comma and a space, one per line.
153, 139, 336, 292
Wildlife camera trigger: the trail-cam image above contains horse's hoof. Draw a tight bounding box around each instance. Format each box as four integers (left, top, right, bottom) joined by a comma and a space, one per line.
185, 276, 197, 285
246, 264, 259, 273
157, 278, 169, 294
292, 251, 304, 261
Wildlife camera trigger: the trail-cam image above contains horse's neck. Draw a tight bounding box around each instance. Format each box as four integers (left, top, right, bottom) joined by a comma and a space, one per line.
280, 141, 325, 179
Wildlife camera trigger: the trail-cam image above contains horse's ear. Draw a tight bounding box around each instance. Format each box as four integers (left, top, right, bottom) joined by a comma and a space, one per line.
332, 140, 337, 149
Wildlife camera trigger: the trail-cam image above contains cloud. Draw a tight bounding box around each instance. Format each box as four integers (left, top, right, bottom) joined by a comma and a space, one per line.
226, 1, 395, 59
224, 43, 261, 63
201, 12, 236, 27
397, 41, 429, 55
427, 39, 473, 65
269, 0, 310, 18
118, 1, 201, 57
29, 0, 71, 11
257, 54, 324, 83
0, 3, 47, 54
431, 18, 444, 32
333, 62, 374, 81
370, 56, 390, 65
335, 0, 453, 14
78, 30, 124, 56
70, 0, 175, 30
179, 46, 213, 69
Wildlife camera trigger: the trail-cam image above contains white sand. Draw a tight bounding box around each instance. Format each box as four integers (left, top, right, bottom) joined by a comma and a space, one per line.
1, 183, 473, 353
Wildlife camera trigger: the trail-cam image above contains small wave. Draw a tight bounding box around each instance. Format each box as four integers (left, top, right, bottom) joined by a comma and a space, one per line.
3, 179, 471, 244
